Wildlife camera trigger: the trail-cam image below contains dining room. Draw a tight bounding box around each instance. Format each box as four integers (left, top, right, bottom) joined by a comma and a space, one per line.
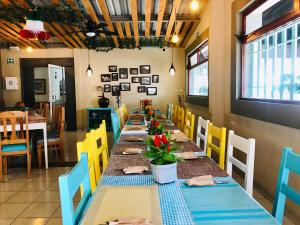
0, 0, 299, 225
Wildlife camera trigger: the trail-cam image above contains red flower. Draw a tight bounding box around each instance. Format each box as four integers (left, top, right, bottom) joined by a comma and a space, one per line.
154, 134, 161, 147
161, 134, 168, 145
149, 111, 153, 116
167, 144, 171, 152
155, 121, 160, 127
151, 120, 155, 125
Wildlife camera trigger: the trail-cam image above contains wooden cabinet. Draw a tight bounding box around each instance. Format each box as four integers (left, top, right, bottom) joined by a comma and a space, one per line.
87, 108, 114, 130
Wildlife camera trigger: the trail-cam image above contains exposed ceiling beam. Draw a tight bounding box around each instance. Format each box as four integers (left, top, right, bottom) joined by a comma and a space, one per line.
44, 23, 73, 48
176, 21, 191, 47
124, 21, 132, 38
165, 0, 182, 42
0, 32, 23, 47
81, 0, 99, 23
0, 27, 27, 48
131, 0, 139, 45
155, 0, 167, 37
100, 14, 200, 22
63, 24, 86, 48
115, 21, 124, 39
182, 21, 200, 47
96, 0, 119, 48
52, 23, 80, 48
145, 0, 152, 37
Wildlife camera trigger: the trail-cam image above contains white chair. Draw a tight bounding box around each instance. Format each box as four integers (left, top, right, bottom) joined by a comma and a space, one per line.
196, 117, 209, 153
167, 103, 173, 120
226, 130, 256, 196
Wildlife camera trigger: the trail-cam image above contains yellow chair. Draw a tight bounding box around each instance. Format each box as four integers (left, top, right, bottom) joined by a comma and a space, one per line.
122, 104, 128, 122
177, 107, 185, 131
87, 120, 109, 182
172, 105, 178, 125
207, 123, 226, 170
77, 135, 97, 192
184, 111, 195, 140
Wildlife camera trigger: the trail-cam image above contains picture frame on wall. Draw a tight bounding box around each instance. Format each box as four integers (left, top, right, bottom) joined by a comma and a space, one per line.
101, 74, 111, 82
112, 73, 118, 81
112, 85, 121, 96
130, 68, 138, 75
109, 65, 117, 72
120, 82, 131, 91
146, 87, 157, 95
131, 77, 140, 83
104, 84, 111, 92
119, 68, 128, 79
140, 76, 151, 85
152, 75, 159, 83
137, 86, 146, 93
140, 65, 151, 74
34, 79, 46, 95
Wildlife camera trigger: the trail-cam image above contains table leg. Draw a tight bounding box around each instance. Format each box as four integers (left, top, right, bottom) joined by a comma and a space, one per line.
43, 124, 48, 170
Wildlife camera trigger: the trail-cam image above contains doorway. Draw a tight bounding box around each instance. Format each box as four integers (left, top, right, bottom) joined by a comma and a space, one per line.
20, 58, 76, 130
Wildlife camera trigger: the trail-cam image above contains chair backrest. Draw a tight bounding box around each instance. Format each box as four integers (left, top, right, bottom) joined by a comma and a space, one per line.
0, 111, 29, 148
111, 111, 121, 143
140, 99, 152, 108
184, 111, 195, 141
272, 147, 300, 224
177, 107, 185, 131
122, 104, 128, 121
87, 120, 109, 183
196, 117, 210, 153
59, 153, 91, 225
39, 102, 49, 122
172, 105, 178, 125
117, 106, 125, 128
207, 123, 226, 170
226, 130, 256, 196
76, 136, 97, 193
167, 103, 173, 120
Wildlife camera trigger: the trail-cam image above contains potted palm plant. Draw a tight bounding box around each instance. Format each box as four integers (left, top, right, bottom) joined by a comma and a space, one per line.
144, 132, 181, 184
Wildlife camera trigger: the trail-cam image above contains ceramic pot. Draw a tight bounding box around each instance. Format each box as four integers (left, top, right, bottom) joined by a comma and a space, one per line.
98, 93, 109, 108
151, 163, 177, 184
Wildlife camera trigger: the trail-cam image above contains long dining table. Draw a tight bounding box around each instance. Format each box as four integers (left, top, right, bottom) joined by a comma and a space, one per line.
80, 109, 279, 225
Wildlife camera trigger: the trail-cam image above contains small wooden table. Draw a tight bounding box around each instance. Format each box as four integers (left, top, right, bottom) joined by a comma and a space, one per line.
0, 113, 49, 169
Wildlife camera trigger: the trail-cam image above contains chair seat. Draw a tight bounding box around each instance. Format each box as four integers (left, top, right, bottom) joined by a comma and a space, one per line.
1, 144, 27, 152
37, 130, 60, 145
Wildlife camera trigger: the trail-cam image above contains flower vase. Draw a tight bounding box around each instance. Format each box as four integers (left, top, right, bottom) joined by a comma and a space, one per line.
151, 163, 177, 184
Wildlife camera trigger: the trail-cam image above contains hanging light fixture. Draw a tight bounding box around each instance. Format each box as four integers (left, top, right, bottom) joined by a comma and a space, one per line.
86, 49, 93, 77
20, 19, 50, 40
169, 47, 175, 76
191, 0, 200, 10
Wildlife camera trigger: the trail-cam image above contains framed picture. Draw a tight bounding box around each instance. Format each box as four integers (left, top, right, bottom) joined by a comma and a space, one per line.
104, 84, 111, 92
130, 68, 138, 75
131, 77, 140, 83
119, 68, 128, 79
112, 85, 121, 96
109, 65, 117, 72
101, 74, 111, 82
140, 65, 151, 74
34, 79, 46, 95
120, 82, 131, 91
140, 76, 151, 85
152, 75, 159, 83
137, 86, 146, 93
147, 87, 157, 95
112, 73, 118, 81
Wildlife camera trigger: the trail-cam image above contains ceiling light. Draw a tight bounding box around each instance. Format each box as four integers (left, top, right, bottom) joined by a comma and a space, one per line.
26, 46, 33, 52
86, 31, 96, 37
191, 0, 199, 10
169, 47, 176, 76
86, 49, 93, 77
172, 34, 179, 44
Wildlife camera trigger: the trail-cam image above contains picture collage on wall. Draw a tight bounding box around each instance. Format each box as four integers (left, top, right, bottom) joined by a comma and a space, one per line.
100, 65, 158, 95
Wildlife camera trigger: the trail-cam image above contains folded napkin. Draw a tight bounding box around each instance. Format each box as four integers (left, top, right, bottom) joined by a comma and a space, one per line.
186, 175, 215, 187
171, 130, 181, 134
108, 218, 153, 225
175, 151, 197, 159
122, 148, 143, 155
171, 133, 189, 143
124, 137, 145, 142
125, 126, 142, 131
123, 166, 148, 174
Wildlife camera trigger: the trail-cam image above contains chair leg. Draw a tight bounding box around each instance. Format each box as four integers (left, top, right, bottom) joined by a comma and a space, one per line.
3, 156, 7, 175
0, 156, 3, 182
37, 144, 42, 168
59, 143, 65, 163
27, 153, 31, 179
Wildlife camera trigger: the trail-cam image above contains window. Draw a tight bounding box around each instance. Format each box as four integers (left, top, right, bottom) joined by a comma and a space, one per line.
188, 42, 208, 96
242, 0, 300, 102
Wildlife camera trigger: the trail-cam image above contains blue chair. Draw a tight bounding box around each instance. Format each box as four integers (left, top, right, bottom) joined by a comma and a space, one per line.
59, 153, 91, 225
272, 147, 300, 224
111, 111, 121, 143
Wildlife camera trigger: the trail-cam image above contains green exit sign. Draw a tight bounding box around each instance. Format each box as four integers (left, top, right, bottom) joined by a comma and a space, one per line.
7, 58, 14, 64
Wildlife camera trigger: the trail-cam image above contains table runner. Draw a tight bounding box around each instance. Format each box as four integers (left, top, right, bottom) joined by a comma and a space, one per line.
119, 134, 148, 143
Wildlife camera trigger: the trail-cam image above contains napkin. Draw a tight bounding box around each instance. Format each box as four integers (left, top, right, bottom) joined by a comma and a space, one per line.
175, 152, 197, 159
123, 166, 148, 174
171, 130, 181, 134
186, 175, 215, 186
123, 148, 143, 155
124, 137, 145, 142
171, 133, 189, 142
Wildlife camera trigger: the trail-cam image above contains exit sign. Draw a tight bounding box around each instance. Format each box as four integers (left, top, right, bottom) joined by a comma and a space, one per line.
7, 58, 14, 64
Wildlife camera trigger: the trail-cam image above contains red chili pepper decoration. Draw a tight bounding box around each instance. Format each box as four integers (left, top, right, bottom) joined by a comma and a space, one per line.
161, 134, 168, 145
154, 134, 161, 147
167, 144, 171, 152
155, 121, 160, 127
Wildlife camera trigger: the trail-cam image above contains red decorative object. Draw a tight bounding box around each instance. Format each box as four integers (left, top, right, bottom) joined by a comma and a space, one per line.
20, 20, 50, 40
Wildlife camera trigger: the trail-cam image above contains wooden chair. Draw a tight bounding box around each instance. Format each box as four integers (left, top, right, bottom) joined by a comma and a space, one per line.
177, 106, 185, 131
117, 106, 125, 128
196, 117, 210, 153
140, 99, 152, 108
59, 153, 92, 225
167, 103, 173, 120
272, 147, 300, 224
183, 111, 195, 141
0, 111, 31, 182
86, 120, 109, 183
111, 111, 121, 144
37, 106, 65, 168
172, 105, 178, 125
207, 123, 226, 170
77, 135, 97, 193
226, 130, 256, 196
122, 104, 128, 122
39, 102, 49, 123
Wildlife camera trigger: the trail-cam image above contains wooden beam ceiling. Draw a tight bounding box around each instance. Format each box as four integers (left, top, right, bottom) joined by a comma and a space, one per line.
124, 22, 132, 38
165, 0, 182, 42
145, 0, 152, 37
156, 0, 167, 37
182, 21, 200, 47
131, 0, 139, 45
176, 21, 191, 47
115, 22, 124, 39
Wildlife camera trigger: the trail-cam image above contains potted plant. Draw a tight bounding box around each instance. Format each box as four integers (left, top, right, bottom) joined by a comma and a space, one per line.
144, 132, 181, 184
147, 119, 165, 135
